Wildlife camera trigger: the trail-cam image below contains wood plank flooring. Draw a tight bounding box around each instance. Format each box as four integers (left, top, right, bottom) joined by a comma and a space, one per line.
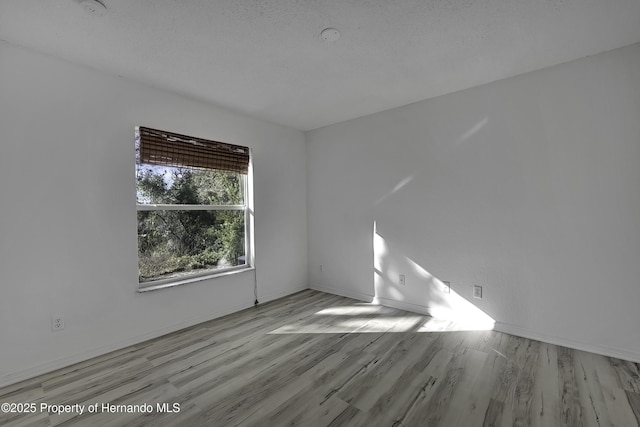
1, 289, 639, 426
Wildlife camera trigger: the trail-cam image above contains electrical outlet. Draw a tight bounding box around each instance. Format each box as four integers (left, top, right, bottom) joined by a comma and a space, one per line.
399, 274, 405, 286
52, 315, 65, 331
442, 281, 451, 293
473, 285, 483, 299
320, 264, 324, 272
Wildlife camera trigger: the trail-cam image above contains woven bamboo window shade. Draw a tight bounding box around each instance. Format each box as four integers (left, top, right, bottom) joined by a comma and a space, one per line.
138, 127, 250, 174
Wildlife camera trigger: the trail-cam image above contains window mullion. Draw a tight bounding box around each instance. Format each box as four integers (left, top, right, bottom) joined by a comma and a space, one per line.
136, 204, 245, 211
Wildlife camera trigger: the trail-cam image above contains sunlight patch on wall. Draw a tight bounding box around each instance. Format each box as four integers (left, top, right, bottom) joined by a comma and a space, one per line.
375, 176, 414, 205
406, 256, 495, 330
373, 220, 387, 271
373, 219, 494, 331
373, 222, 406, 303
455, 117, 489, 144
407, 257, 433, 280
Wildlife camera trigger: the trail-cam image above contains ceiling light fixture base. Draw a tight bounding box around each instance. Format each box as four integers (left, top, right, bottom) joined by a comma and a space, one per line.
320, 28, 340, 42
80, 0, 107, 16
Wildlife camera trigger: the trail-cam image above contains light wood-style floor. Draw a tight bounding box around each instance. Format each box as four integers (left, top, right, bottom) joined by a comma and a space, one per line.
2, 290, 640, 426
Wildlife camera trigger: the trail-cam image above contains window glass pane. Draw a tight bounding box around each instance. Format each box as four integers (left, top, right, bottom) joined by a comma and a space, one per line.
136, 165, 244, 206
137, 210, 246, 283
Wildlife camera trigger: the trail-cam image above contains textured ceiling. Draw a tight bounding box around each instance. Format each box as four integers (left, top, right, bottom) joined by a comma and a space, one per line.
2, 0, 640, 131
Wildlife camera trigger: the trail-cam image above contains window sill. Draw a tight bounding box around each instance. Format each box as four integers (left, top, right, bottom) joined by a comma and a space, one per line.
137, 266, 255, 293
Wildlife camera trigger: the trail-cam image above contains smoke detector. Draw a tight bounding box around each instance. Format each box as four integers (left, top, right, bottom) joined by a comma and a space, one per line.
320, 28, 341, 42
80, 0, 107, 16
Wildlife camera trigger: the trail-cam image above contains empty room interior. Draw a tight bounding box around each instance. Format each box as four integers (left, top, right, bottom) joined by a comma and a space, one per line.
1, 0, 640, 426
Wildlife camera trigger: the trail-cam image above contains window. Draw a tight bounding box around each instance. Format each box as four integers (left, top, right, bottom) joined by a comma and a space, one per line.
135, 126, 251, 289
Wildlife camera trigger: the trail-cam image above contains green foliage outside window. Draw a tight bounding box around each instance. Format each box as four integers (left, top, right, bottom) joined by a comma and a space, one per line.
136, 167, 246, 283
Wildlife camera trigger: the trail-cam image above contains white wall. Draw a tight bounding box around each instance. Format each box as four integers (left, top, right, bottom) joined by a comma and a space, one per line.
307, 43, 640, 360
0, 41, 307, 386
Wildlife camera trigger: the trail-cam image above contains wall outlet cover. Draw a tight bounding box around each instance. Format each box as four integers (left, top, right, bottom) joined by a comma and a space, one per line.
473, 285, 483, 299
52, 315, 65, 331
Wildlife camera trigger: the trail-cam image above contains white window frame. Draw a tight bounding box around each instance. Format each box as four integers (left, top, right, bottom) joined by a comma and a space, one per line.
135, 139, 254, 292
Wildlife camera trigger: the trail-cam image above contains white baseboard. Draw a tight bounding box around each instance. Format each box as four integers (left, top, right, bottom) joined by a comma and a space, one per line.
5, 290, 638, 388
310, 287, 640, 364
373, 295, 640, 363
372, 296, 433, 316
309, 284, 374, 303
1, 286, 311, 388
309, 289, 435, 317
0, 300, 252, 388
258, 284, 309, 304
494, 322, 640, 364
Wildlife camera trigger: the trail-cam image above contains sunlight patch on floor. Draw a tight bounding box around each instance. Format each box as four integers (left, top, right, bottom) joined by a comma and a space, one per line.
417, 316, 495, 332
268, 309, 425, 334
315, 305, 382, 316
